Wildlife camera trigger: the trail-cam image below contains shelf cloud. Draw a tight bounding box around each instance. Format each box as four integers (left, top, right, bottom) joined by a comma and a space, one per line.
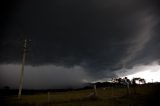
1, 0, 160, 88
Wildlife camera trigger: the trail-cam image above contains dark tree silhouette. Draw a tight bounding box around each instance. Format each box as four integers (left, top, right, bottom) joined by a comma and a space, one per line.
112, 77, 131, 95
139, 78, 146, 84
3, 86, 10, 90
131, 77, 146, 94
132, 78, 146, 85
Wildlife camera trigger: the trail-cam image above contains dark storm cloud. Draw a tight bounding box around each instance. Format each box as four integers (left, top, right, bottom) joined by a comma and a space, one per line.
1, 0, 160, 77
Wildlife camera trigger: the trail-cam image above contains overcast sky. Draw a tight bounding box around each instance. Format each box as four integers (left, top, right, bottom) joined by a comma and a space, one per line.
1, 0, 160, 89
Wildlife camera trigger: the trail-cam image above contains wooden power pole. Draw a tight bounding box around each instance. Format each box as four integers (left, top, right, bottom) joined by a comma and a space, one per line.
18, 39, 30, 99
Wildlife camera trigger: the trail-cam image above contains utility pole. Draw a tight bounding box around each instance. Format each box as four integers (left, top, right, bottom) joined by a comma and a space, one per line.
18, 39, 31, 99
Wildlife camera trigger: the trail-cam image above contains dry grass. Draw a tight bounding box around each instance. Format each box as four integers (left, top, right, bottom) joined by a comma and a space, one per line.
2, 85, 160, 106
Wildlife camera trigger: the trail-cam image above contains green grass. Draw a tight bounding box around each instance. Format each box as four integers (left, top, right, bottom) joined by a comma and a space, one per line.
2, 85, 160, 106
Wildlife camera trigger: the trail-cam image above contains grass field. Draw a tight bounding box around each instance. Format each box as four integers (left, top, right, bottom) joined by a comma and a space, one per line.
1, 84, 160, 106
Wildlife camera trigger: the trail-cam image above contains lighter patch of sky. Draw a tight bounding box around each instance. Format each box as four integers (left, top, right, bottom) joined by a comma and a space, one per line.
0, 64, 90, 89
126, 70, 160, 83
116, 61, 160, 83
1, 62, 160, 89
